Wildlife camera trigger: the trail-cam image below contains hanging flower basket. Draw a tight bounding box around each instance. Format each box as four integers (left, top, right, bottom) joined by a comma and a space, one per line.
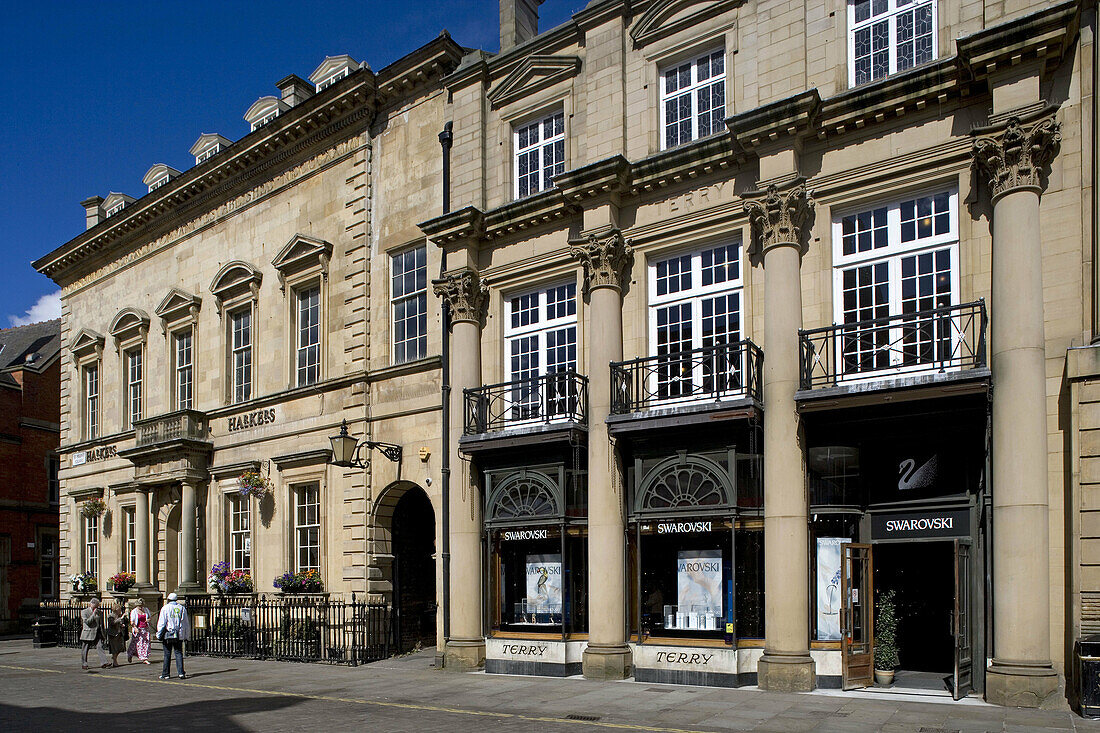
238, 470, 270, 499
80, 498, 107, 518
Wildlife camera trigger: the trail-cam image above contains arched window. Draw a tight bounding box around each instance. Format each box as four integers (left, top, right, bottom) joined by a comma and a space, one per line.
635, 453, 734, 514
487, 471, 560, 522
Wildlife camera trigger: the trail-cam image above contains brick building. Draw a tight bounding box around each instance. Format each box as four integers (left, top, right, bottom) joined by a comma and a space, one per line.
0, 319, 61, 632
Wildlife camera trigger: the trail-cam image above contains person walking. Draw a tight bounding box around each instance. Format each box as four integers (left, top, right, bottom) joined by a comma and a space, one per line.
156, 592, 190, 680
79, 597, 108, 670
127, 598, 152, 663
106, 602, 128, 666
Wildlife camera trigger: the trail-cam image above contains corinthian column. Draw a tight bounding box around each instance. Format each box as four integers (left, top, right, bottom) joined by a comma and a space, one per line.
433, 268, 488, 671
972, 111, 1060, 707
743, 179, 816, 691
571, 229, 633, 680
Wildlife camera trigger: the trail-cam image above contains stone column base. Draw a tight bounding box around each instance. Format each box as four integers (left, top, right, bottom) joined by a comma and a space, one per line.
174, 582, 205, 598
582, 643, 632, 680
444, 638, 486, 671
126, 586, 164, 613
985, 661, 1059, 708
758, 652, 816, 692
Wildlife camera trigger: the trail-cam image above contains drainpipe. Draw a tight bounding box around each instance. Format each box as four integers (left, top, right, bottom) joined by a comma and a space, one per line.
438, 121, 453, 666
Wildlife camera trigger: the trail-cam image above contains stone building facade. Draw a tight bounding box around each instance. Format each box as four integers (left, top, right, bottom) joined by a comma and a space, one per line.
35, 0, 1100, 710
34, 36, 463, 651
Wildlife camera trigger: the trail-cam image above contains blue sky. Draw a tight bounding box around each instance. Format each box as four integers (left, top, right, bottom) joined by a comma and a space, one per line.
0, 0, 581, 328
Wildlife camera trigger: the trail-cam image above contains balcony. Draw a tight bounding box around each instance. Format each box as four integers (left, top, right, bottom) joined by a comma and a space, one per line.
798, 300, 988, 397
608, 340, 763, 431
133, 409, 209, 447
463, 372, 588, 446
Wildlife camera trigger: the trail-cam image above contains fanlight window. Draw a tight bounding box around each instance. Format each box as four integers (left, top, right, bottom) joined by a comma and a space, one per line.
637, 455, 733, 512
489, 474, 559, 522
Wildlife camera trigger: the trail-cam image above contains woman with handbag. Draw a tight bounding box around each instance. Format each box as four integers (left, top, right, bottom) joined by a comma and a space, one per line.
106, 602, 128, 666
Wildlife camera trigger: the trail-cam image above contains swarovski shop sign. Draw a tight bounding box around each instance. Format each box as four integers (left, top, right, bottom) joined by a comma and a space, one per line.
870, 508, 970, 541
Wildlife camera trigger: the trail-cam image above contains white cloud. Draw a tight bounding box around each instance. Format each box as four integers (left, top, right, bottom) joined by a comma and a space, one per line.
9, 290, 62, 327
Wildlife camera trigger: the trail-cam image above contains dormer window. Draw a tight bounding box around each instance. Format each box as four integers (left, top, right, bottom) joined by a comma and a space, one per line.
142, 164, 181, 193
190, 133, 232, 166
309, 55, 359, 93
102, 193, 135, 219
244, 96, 290, 132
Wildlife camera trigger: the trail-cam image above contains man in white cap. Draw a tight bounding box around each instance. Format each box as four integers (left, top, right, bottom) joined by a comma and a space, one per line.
155, 593, 190, 679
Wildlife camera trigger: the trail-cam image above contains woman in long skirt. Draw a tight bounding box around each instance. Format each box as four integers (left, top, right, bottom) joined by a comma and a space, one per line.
127, 598, 151, 663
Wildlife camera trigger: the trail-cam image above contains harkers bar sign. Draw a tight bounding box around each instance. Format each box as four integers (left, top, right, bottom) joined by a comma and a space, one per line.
227, 408, 276, 433
870, 508, 970, 541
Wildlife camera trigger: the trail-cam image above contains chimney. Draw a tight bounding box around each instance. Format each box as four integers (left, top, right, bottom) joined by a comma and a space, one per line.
81, 196, 105, 230
277, 75, 315, 107
500, 0, 544, 52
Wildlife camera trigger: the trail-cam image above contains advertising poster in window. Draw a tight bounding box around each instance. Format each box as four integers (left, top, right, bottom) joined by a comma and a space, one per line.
525, 554, 562, 621
676, 550, 723, 629
816, 537, 851, 640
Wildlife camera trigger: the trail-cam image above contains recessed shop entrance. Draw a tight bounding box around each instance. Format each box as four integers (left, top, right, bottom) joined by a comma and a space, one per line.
841, 532, 974, 699
391, 486, 436, 653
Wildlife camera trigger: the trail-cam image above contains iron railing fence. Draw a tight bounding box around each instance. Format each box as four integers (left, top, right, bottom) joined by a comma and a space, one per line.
798, 300, 987, 390
610, 340, 764, 414
464, 371, 588, 435
40, 594, 394, 666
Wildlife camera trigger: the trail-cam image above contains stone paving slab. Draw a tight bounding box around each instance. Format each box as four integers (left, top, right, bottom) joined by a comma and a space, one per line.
2, 640, 1100, 732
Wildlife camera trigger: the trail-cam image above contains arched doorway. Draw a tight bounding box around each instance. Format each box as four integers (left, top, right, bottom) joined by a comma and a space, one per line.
391, 486, 436, 653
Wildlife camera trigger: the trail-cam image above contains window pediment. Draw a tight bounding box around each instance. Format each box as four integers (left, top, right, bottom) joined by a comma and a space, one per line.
210, 261, 262, 314
108, 308, 150, 350
272, 234, 333, 290
489, 55, 581, 109
309, 55, 359, 89
244, 96, 289, 130
630, 0, 741, 48
70, 328, 105, 360
155, 287, 201, 327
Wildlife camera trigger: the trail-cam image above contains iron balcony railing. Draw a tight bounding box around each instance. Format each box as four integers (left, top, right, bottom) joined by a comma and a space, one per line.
610, 340, 764, 414
799, 300, 987, 390
133, 409, 208, 447
464, 371, 588, 435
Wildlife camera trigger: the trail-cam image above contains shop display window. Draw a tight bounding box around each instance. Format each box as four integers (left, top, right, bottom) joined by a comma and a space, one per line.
491, 526, 587, 634
638, 520, 732, 639
735, 520, 764, 639
811, 513, 861, 641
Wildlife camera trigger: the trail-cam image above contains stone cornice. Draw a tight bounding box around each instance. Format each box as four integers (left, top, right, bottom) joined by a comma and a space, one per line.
955, 0, 1079, 81
418, 205, 485, 247
35, 35, 465, 288
727, 89, 821, 153
553, 155, 631, 203
483, 189, 571, 240
271, 449, 332, 470
628, 134, 740, 194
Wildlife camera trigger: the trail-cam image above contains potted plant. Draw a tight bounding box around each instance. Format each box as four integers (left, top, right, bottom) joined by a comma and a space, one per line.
108, 571, 135, 595
238, 470, 270, 500
80, 498, 107, 519
208, 562, 254, 595
874, 588, 899, 686
273, 569, 323, 594
69, 571, 98, 594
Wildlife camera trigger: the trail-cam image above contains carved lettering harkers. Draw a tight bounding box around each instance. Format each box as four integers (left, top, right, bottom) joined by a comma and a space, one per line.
742, 180, 815, 256
971, 114, 1061, 201
432, 269, 488, 324
569, 229, 633, 291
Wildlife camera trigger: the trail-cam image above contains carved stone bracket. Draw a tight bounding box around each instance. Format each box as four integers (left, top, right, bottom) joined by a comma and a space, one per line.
433, 269, 488, 325
971, 112, 1061, 202
569, 229, 634, 292
742, 179, 815, 257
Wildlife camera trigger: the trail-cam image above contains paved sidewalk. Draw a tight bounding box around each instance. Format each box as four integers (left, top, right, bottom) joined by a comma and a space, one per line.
1, 640, 1098, 732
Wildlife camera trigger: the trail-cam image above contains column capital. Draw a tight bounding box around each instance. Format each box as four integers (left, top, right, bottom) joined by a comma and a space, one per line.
432, 268, 488, 325
569, 228, 633, 292
971, 111, 1060, 202
742, 178, 815, 257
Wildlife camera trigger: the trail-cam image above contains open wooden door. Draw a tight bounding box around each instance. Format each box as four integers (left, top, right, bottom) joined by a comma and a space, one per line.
841, 543, 873, 690
952, 539, 973, 700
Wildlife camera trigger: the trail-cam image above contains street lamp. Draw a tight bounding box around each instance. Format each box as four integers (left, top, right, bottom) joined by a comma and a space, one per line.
328, 419, 403, 468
